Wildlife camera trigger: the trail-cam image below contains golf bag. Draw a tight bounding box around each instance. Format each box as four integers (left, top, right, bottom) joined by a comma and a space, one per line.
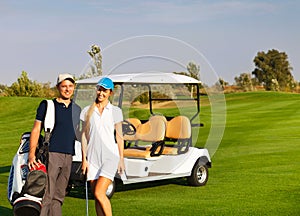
7, 100, 55, 216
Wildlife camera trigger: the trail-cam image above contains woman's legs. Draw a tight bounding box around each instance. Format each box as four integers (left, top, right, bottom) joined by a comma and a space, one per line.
90, 177, 112, 216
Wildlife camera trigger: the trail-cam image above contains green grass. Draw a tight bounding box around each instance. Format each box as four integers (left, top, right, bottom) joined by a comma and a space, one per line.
1, 92, 300, 215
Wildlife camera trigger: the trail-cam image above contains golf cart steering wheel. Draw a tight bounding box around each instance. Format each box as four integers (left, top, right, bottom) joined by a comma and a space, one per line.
122, 120, 136, 136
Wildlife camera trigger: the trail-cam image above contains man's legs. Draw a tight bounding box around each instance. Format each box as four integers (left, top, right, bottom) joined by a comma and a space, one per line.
40, 152, 72, 216
50, 153, 72, 216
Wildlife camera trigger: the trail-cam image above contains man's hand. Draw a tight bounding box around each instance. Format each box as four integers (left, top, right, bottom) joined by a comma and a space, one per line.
28, 155, 41, 170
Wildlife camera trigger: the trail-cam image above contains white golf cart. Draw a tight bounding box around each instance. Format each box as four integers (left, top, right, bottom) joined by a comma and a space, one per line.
70, 72, 211, 198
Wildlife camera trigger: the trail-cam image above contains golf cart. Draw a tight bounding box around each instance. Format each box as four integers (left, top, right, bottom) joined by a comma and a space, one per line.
70, 72, 211, 198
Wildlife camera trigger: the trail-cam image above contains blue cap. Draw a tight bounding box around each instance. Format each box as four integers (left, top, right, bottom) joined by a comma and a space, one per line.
97, 77, 114, 90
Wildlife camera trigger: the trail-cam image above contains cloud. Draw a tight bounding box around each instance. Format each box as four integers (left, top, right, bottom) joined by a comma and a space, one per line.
79, 0, 279, 25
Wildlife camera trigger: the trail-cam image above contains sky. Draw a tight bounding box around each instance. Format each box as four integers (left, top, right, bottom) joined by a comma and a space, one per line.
0, 0, 299, 86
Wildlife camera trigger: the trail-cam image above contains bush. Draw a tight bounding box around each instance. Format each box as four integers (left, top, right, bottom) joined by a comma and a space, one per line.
3, 71, 57, 98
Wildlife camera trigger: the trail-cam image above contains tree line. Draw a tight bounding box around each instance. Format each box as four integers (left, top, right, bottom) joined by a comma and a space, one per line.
0, 48, 299, 97
233, 49, 298, 92
0, 71, 57, 97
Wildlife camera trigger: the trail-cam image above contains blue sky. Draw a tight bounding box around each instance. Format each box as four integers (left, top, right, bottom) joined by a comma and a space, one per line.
1, 0, 299, 85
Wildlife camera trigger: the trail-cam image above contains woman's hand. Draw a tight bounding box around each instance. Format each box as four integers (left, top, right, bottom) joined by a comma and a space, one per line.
81, 160, 89, 175
118, 158, 125, 175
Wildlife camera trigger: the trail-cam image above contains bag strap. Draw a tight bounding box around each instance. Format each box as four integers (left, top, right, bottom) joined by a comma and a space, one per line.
44, 100, 55, 133
35, 100, 55, 167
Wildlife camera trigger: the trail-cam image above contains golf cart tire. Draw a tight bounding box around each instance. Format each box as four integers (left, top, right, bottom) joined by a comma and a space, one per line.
106, 180, 116, 199
187, 161, 208, 186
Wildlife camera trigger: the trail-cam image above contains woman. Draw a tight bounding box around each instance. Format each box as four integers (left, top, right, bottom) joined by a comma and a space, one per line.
80, 77, 125, 216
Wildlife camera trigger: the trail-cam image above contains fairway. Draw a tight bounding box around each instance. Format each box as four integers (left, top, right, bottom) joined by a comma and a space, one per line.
1, 92, 300, 215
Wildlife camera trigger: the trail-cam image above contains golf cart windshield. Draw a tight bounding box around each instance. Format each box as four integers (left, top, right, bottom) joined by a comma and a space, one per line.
74, 73, 201, 122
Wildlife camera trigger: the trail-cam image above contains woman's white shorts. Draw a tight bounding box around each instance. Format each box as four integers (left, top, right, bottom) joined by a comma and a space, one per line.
87, 159, 118, 181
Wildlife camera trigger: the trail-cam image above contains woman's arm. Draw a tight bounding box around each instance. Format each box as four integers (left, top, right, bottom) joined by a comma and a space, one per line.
115, 121, 125, 174
81, 121, 89, 175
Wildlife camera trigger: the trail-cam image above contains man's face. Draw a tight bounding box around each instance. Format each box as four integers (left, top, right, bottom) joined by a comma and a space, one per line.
57, 80, 75, 100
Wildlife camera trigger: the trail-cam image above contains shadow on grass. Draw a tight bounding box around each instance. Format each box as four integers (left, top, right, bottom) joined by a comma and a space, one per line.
116, 177, 188, 192
67, 177, 188, 200
0, 166, 11, 174
0, 206, 13, 216
66, 180, 89, 199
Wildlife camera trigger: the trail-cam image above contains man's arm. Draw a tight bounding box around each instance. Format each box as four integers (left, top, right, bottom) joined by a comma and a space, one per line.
28, 120, 42, 169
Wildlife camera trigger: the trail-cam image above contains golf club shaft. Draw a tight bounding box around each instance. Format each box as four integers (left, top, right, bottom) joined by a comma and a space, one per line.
85, 180, 89, 216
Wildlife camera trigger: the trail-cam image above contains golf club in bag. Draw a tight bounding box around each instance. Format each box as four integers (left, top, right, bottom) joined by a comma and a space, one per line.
7, 100, 55, 216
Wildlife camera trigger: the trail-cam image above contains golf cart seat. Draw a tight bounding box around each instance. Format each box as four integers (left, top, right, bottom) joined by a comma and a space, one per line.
124, 115, 166, 159
135, 115, 166, 141
162, 115, 192, 155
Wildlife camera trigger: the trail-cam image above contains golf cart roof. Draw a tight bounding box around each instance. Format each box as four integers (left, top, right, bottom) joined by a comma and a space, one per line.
76, 72, 201, 85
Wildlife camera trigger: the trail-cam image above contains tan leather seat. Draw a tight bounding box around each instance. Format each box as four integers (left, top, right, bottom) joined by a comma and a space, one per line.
163, 116, 192, 155
123, 147, 152, 159
135, 115, 166, 142
165, 116, 191, 139
124, 115, 167, 159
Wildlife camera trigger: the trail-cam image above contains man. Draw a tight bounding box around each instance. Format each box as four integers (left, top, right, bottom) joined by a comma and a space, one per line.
28, 73, 81, 216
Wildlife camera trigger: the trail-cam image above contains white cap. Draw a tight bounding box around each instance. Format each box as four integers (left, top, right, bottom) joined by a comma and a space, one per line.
57, 73, 75, 85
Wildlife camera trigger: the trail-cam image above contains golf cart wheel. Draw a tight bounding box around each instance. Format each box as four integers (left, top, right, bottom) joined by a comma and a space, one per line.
106, 180, 116, 199
187, 162, 208, 186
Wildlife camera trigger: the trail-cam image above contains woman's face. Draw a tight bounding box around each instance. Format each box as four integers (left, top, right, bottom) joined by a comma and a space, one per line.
96, 86, 112, 102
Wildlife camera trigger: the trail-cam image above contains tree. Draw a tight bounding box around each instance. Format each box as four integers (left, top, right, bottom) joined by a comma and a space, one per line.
252, 49, 294, 91
5, 71, 36, 96
218, 77, 229, 90
174, 61, 200, 80
5, 71, 55, 97
187, 61, 200, 80
173, 61, 202, 96
79, 44, 102, 80
0, 84, 7, 96
234, 73, 253, 91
